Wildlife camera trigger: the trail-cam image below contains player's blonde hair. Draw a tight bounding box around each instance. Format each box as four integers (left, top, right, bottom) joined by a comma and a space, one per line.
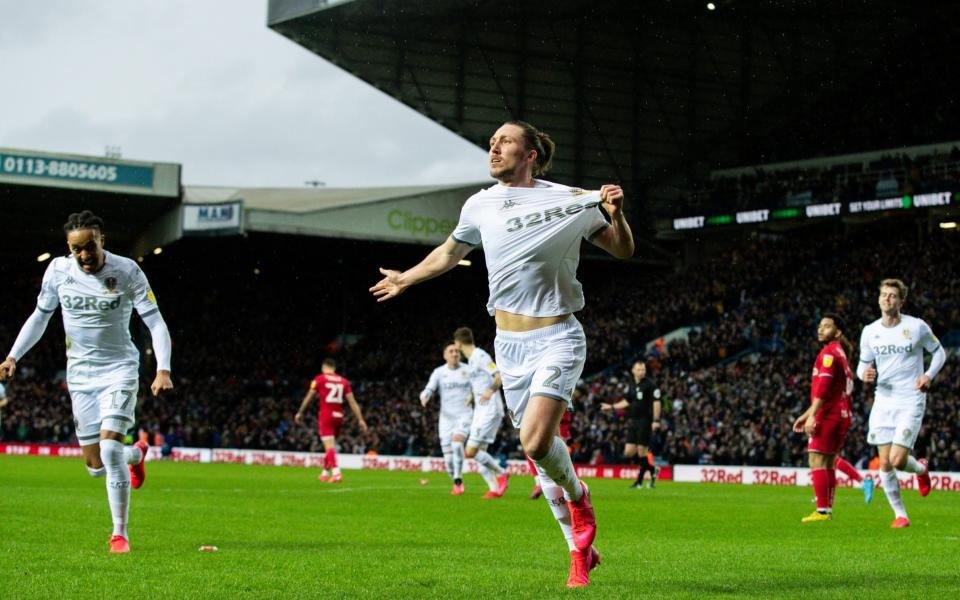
879, 278, 908, 301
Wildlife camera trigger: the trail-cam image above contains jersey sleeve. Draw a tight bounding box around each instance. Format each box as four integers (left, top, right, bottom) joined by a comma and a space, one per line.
342, 377, 353, 396
310, 376, 321, 391
129, 263, 160, 317
37, 261, 60, 313
918, 320, 941, 354
476, 349, 498, 376
811, 350, 836, 399
583, 192, 611, 241
451, 196, 481, 247
856, 327, 875, 380
422, 368, 440, 397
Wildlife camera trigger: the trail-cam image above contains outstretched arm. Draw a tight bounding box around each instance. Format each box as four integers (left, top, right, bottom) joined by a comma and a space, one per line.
591, 184, 634, 259
370, 237, 473, 302
1, 308, 55, 381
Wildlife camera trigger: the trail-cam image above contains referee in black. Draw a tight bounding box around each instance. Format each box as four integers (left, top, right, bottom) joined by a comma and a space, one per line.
601, 360, 662, 488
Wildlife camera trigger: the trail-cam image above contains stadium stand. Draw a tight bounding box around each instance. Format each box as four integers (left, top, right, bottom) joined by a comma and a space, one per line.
3, 213, 957, 469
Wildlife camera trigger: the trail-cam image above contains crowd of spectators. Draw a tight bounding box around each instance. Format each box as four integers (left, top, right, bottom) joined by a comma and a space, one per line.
684, 145, 960, 216
1, 219, 957, 471
584, 223, 960, 470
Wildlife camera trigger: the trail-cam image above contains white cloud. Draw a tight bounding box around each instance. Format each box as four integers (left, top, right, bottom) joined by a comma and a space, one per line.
0, 0, 488, 187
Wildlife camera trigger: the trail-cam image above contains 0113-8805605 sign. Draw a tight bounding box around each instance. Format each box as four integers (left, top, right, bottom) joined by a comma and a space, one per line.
0, 152, 154, 188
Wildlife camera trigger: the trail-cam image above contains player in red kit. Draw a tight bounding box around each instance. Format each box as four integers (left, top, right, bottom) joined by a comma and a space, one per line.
792, 314, 855, 522
295, 359, 368, 482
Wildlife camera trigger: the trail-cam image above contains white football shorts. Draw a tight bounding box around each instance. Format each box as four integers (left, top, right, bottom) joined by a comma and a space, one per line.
468, 395, 504, 446
495, 316, 586, 428
867, 395, 925, 449
438, 413, 472, 447
70, 380, 139, 445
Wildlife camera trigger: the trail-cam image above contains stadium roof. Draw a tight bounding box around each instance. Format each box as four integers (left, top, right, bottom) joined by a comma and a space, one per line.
266, 0, 934, 219
0, 147, 181, 256
184, 181, 489, 244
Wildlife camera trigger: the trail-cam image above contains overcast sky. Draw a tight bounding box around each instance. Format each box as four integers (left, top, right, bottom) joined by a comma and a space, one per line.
0, 0, 489, 188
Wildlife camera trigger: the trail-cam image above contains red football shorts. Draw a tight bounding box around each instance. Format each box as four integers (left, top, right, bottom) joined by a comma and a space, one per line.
808, 415, 851, 455
319, 413, 344, 438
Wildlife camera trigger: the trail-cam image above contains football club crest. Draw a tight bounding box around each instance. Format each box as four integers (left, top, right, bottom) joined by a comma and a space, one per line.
902, 328, 912, 340
104, 276, 119, 294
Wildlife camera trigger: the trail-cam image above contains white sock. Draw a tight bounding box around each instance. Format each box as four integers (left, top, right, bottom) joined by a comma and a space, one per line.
451, 441, 465, 480
332, 466, 341, 476
477, 464, 499, 491
100, 439, 131, 538
880, 468, 908, 520
532, 436, 581, 502
538, 469, 576, 551
86, 466, 106, 478
474, 450, 505, 476
442, 449, 455, 481
902, 456, 926, 474
124, 445, 143, 465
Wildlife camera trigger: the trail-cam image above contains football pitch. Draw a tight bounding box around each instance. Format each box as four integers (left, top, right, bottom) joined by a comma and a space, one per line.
1, 456, 957, 599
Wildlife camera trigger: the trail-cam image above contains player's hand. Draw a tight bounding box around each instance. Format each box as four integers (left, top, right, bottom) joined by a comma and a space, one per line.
792, 413, 807, 433
294, 412, 304, 425
359, 419, 369, 434
369, 268, 407, 302
151, 370, 173, 397
804, 415, 817, 437
862, 365, 877, 383
600, 403, 613, 412
0, 357, 15, 382
479, 389, 493, 404
915, 375, 932, 391
419, 393, 430, 408
600, 184, 625, 218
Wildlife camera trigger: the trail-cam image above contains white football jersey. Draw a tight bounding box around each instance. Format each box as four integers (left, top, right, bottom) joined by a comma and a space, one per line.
859, 314, 941, 403
37, 251, 159, 390
467, 347, 504, 421
422, 363, 474, 422
452, 180, 609, 317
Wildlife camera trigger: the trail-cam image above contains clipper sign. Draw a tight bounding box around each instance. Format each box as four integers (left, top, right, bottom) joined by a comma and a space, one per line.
183, 201, 243, 235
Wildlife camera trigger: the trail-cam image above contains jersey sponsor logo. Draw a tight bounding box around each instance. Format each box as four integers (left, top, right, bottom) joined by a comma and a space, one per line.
504, 201, 600, 233
61, 295, 121, 311
441, 381, 471, 390
872, 344, 914, 356
823, 354, 834, 368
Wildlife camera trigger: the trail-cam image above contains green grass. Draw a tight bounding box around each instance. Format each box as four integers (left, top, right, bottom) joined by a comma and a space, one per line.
0, 456, 958, 599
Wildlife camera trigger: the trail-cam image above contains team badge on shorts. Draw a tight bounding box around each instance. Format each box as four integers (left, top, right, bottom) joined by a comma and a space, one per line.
104, 277, 119, 293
